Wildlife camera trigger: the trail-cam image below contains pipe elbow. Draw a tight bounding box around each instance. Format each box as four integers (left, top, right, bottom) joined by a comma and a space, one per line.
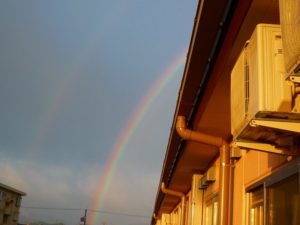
161, 182, 166, 191
176, 116, 226, 148
176, 116, 192, 140
161, 182, 184, 198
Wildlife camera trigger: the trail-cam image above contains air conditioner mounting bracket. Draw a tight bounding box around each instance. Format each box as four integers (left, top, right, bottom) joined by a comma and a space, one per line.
232, 140, 299, 156
250, 118, 300, 133
290, 75, 300, 84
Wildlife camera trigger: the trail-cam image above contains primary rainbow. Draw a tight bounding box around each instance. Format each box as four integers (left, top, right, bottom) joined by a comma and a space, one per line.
88, 49, 187, 224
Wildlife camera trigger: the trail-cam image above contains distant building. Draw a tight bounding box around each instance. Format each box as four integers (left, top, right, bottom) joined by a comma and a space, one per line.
0, 183, 26, 225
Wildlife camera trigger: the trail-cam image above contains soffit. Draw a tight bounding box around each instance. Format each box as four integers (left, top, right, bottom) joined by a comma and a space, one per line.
194, 0, 280, 133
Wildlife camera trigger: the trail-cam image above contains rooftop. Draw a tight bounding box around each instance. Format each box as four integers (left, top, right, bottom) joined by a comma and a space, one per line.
0, 182, 26, 196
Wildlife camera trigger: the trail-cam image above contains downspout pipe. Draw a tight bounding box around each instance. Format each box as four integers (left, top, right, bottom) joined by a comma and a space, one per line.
176, 116, 230, 225
161, 182, 186, 225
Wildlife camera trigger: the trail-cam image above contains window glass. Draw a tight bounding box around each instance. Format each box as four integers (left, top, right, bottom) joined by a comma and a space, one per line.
249, 187, 264, 225
205, 203, 213, 225
205, 196, 218, 225
0, 191, 4, 200
171, 208, 179, 225
212, 201, 218, 225
3, 215, 9, 224
15, 196, 22, 207
247, 172, 300, 225
267, 174, 300, 225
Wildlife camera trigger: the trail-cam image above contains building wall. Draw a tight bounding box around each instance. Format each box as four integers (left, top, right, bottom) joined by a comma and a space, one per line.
201, 150, 292, 225
0, 187, 23, 225
155, 151, 298, 225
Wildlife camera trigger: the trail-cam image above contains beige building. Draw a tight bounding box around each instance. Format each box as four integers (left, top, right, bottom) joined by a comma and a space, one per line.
0, 183, 26, 225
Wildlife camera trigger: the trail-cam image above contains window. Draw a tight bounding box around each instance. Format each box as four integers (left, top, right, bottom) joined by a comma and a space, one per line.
171, 208, 179, 225
205, 195, 218, 225
247, 159, 300, 225
267, 173, 299, 225
3, 215, 9, 224
15, 196, 22, 207
0, 191, 5, 201
248, 187, 264, 225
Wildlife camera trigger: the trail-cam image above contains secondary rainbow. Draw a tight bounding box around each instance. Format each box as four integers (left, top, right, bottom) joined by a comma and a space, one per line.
29, 3, 133, 159
88, 49, 187, 224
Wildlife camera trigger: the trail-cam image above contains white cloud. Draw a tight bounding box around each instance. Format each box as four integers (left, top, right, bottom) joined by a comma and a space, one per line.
0, 158, 155, 225
0, 160, 28, 190
0, 159, 96, 224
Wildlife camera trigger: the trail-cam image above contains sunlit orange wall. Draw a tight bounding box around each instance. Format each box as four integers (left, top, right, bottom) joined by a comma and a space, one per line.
155, 150, 290, 225
232, 150, 288, 225
201, 150, 288, 225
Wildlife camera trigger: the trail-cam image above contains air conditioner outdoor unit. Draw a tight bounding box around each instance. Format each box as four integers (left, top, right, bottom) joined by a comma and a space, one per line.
199, 166, 216, 189
231, 24, 293, 143
279, 0, 300, 80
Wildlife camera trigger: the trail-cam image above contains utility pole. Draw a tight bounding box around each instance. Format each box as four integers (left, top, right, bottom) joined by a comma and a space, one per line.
83, 209, 87, 225
81, 209, 87, 225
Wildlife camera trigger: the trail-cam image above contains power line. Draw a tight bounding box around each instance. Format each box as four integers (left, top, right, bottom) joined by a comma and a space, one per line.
21, 206, 83, 211
89, 209, 150, 219
21, 206, 150, 219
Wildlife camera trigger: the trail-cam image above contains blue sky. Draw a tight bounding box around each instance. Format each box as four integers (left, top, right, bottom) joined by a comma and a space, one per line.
0, 1, 197, 225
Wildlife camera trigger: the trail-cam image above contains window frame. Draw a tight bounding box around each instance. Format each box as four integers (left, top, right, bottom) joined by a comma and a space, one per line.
205, 195, 218, 225
15, 195, 22, 207
246, 157, 300, 225
0, 190, 5, 201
